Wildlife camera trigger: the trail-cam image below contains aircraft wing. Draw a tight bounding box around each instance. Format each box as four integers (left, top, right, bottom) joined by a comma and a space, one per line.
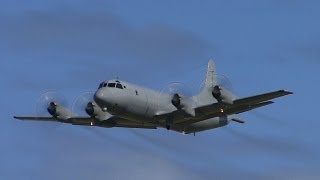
157, 90, 292, 125
14, 116, 157, 129
14, 116, 56, 121
233, 90, 292, 106
70, 117, 157, 129
199, 89, 291, 114
194, 90, 292, 115
14, 116, 98, 126
176, 101, 273, 126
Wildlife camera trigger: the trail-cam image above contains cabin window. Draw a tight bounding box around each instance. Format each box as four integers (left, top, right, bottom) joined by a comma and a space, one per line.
135, 90, 138, 95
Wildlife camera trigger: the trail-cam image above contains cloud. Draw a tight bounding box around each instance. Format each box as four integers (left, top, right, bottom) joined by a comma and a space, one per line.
0, 10, 212, 62
294, 42, 320, 62
1, 9, 213, 91
3, 124, 208, 180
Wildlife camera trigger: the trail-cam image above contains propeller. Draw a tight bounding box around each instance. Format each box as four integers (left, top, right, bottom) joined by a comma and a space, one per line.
158, 82, 197, 117
199, 74, 245, 124
200, 74, 236, 105
34, 90, 68, 118
71, 91, 95, 117
72, 91, 109, 121
33, 90, 70, 129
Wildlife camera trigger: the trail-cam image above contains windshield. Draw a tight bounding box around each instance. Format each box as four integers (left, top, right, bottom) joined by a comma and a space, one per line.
98, 83, 103, 89
116, 83, 123, 89
108, 83, 116, 87
98, 81, 124, 89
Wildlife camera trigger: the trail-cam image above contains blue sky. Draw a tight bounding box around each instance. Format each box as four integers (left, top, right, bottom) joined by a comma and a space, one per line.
1, 0, 320, 179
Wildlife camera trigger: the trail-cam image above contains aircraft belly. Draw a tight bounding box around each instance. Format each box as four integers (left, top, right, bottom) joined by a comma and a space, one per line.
185, 117, 228, 133
117, 113, 147, 123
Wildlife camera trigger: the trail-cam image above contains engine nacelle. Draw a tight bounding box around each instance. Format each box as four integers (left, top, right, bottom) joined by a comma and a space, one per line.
85, 102, 109, 121
212, 85, 234, 105
47, 102, 72, 120
171, 94, 181, 108
170, 94, 195, 117
85, 102, 95, 116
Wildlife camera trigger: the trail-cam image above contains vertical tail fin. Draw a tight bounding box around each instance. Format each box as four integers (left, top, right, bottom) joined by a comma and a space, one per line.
205, 59, 217, 88
195, 59, 217, 106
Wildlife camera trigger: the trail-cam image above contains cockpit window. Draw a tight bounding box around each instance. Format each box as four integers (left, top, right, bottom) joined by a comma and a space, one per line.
108, 83, 116, 87
116, 83, 123, 89
101, 81, 124, 89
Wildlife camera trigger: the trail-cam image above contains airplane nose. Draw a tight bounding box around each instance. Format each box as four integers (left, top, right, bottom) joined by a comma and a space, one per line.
94, 89, 105, 106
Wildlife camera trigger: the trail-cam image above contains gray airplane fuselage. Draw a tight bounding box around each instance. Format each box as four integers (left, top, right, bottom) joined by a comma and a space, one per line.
94, 79, 228, 133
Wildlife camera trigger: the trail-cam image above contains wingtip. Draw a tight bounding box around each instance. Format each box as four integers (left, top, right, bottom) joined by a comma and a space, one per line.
13, 116, 21, 120
284, 90, 293, 95
13, 116, 24, 120
279, 90, 293, 95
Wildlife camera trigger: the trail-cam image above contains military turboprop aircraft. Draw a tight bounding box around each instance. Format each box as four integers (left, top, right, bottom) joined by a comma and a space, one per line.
14, 60, 292, 134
